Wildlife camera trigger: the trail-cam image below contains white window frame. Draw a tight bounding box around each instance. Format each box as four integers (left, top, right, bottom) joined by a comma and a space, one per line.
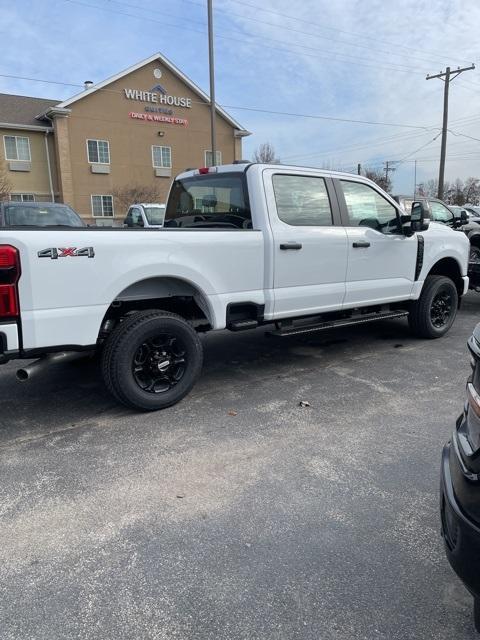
3, 135, 31, 162
10, 193, 35, 202
91, 194, 114, 218
86, 139, 110, 164
204, 150, 222, 167
151, 145, 172, 169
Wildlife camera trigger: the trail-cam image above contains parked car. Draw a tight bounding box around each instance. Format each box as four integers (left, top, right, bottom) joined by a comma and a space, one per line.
0, 202, 85, 227
441, 323, 480, 633
124, 203, 166, 228
0, 164, 469, 410
394, 195, 480, 290
464, 205, 480, 218
394, 195, 468, 227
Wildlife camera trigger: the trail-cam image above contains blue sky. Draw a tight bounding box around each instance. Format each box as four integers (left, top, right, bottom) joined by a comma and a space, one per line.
1, 0, 480, 193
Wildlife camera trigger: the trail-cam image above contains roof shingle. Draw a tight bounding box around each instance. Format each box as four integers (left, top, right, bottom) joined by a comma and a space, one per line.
0, 93, 60, 128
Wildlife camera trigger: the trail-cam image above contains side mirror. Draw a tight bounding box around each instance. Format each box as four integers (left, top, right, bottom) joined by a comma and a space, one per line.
410, 201, 431, 233
452, 209, 469, 228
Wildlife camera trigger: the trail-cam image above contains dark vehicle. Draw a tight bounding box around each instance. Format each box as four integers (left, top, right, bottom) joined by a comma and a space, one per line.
394, 195, 468, 227
0, 202, 86, 227
394, 195, 480, 290
441, 324, 480, 632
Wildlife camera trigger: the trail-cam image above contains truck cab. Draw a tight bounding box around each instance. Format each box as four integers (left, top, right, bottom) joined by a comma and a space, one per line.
124, 203, 166, 228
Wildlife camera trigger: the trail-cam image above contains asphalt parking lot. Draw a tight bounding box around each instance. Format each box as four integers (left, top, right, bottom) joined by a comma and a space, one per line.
1, 295, 480, 640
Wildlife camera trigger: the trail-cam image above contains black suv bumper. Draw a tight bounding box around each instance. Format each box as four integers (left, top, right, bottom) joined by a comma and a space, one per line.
441, 434, 480, 599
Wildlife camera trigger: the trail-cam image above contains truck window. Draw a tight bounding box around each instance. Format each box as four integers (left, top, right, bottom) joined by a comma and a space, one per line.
165, 173, 251, 229
430, 201, 453, 223
144, 206, 165, 225
3, 204, 84, 227
341, 180, 399, 233
272, 175, 333, 226
131, 207, 144, 227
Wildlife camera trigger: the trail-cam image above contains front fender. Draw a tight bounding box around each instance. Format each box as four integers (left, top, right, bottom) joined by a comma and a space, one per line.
421, 230, 469, 279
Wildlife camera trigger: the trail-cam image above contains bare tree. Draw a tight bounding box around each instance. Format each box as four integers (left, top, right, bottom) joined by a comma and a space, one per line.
417, 178, 439, 198
252, 142, 280, 164
364, 167, 391, 193
464, 177, 480, 204
0, 159, 11, 201
112, 184, 162, 214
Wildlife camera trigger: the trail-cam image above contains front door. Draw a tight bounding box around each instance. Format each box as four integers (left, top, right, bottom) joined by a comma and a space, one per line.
264, 170, 348, 318
335, 178, 418, 307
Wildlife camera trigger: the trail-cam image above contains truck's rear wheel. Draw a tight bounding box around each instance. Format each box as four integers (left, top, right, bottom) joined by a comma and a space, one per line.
408, 275, 458, 339
101, 310, 203, 411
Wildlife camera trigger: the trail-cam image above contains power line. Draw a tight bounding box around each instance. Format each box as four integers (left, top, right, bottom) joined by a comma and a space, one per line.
61, 0, 428, 76
220, 104, 436, 130
281, 129, 431, 161
179, 0, 473, 67
172, 0, 451, 69
0, 72, 439, 131
448, 129, 480, 143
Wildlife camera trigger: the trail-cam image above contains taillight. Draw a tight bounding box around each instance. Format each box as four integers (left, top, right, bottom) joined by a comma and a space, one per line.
467, 382, 480, 418
0, 245, 20, 318
197, 167, 218, 174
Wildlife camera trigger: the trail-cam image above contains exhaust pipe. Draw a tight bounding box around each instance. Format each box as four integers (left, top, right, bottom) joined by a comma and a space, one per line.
16, 351, 91, 382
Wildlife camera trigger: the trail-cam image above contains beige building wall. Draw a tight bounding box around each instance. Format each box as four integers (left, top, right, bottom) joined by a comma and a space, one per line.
58, 60, 242, 222
0, 128, 57, 201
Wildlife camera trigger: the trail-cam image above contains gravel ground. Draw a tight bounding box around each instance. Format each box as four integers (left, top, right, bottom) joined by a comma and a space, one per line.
1, 294, 480, 639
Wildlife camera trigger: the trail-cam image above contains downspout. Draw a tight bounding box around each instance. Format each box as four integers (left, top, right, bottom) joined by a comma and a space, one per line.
44, 131, 54, 202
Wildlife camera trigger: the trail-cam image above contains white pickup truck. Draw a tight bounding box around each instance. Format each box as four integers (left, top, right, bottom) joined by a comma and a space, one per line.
0, 163, 469, 410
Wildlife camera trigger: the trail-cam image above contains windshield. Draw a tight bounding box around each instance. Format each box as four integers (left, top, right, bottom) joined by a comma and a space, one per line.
165, 172, 251, 229
144, 206, 165, 225
4, 204, 85, 227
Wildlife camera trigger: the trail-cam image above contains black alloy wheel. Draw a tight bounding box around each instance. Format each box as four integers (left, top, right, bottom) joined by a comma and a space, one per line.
132, 334, 187, 394
430, 289, 453, 329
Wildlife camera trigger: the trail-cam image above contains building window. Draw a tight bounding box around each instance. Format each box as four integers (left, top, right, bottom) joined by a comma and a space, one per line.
91, 195, 114, 217
4, 135, 31, 162
10, 194, 35, 202
152, 145, 172, 168
87, 139, 110, 164
204, 150, 222, 167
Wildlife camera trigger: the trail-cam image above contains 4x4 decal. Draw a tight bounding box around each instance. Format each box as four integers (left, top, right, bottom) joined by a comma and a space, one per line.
38, 247, 95, 259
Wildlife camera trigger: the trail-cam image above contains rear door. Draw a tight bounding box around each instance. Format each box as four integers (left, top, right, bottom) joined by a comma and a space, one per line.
335, 178, 418, 307
263, 169, 348, 318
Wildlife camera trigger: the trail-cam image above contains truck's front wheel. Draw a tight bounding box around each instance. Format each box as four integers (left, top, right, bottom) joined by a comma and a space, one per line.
101, 310, 203, 411
408, 275, 458, 339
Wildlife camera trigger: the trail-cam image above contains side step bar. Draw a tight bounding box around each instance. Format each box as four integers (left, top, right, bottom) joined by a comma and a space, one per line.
266, 310, 409, 337
229, 319, 259, 331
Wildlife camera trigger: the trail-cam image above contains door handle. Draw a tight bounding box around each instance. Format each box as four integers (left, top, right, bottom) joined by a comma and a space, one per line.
280, 242, 302, 250
352, 241, 370, 248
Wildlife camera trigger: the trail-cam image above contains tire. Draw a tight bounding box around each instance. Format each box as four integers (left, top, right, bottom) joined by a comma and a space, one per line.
408, 275, 458, 339
101, 310, 203, 411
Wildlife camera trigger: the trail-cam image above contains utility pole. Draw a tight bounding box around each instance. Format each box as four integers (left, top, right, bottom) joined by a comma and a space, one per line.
413, 159, 417, 199
357, 163, 361, 176
426, 64, 475, 199
207, 0, 217, 166
383, 160, 396, 185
